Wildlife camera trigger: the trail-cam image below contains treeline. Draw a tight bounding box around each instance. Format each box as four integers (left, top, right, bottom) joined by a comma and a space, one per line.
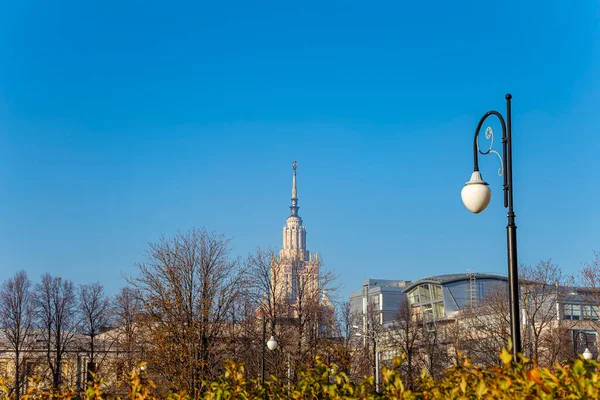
0, 228, 341, 398
2, 226, 600, 398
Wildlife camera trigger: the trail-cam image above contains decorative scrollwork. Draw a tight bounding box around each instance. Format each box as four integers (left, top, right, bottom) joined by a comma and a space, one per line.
477, 127, 504, 176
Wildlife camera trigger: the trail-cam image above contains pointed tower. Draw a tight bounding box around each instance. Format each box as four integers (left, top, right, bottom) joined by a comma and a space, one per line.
280, 161, 309, 262
274, 161, 320, 306
269, 161, 335, 336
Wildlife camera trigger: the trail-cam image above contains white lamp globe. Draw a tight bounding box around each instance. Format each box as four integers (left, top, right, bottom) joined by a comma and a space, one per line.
267, 336, 278, 351
461, 171, 492, 214
583, 348, 593, 360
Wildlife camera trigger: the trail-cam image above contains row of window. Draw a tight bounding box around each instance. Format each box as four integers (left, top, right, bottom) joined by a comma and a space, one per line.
413, 301, 445, 320
563, 304, 600, 320
407, 284, 443, 305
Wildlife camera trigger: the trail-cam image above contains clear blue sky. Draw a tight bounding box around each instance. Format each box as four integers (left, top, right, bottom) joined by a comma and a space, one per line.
1, 0, 599, 302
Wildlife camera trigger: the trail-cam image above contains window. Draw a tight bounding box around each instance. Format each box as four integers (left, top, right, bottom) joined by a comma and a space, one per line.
564, 304, 581, 320
423, 304, 434, 320
433, 285, 443, 300
593, 306, 600, 321
434, 301, 445, 319
583, 305, 592, 320
370, 294, 380, 310
419, 285, 431, 302
572, 305, 581, 320
408, 289, 419, 305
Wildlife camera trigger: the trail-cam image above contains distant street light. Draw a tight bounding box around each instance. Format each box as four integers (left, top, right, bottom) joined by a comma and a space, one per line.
573, 331, 593, 360
461, 94, 521, 361
261, 317, 278, 385
354, 328, 380, 393
267, 335, 278, 351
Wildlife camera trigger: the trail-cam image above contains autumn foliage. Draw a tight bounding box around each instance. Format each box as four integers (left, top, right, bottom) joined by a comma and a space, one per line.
3, 349, 600, 399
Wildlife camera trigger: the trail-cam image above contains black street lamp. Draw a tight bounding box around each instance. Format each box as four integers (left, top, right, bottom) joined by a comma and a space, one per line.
573, 331, 593, 360
461, 94, 521, 361
261, 317, 278, 385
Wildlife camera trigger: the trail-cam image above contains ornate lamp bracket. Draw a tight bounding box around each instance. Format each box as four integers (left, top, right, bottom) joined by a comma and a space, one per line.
472, 110, 509, 209
477, 126, 504, 177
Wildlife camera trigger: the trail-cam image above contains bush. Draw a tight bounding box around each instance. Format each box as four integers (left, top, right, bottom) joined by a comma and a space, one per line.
2, 349, 600, 399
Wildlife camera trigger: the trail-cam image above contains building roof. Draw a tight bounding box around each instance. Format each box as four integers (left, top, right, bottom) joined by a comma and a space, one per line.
403, 273, 508, 293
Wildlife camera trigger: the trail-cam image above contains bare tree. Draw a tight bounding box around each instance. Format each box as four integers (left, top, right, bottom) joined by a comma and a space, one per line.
289, 256, 338, 369
111, 287, 143, 372
0, 271, 35, 398
79, 282, 111, 382
329, 301, 353, 374
455, 282, 510, 367
245, 247, 286, 321
388, 299, 423, 390
520, 260, 573, 366
33, 274, 79, 390
580, 251, 600, 330
226, 294, 262, 378
245, 248, 338, 381
455, 262, 573, 367
244, 247, 289, 380
539, 322, 574, 365
127, 228, 245, 397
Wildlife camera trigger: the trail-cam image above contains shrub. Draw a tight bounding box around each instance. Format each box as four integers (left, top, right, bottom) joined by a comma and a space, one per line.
2, 349, 600, 399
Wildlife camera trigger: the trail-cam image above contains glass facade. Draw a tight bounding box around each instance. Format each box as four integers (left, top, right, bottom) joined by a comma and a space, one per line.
407, 284, 443, 306
407, 283, 445, 321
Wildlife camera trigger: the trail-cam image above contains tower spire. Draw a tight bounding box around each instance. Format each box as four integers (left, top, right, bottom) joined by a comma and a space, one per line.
290, 160, 299, 216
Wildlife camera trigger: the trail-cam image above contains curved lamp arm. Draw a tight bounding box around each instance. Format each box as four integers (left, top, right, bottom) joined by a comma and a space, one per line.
471, 110, 508, 208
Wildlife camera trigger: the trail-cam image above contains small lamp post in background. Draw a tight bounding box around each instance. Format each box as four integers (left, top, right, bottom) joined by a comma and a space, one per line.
427, 330, 438, 376
573, 331, 593, 360
461, 94, 521, 361
261, 317, 278, 384
353, 325, 380, 393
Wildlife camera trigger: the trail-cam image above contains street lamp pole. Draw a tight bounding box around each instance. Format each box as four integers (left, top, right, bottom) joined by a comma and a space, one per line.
374, 336, 379, 393
428, 331, 438, 376
261, 317, 278, 385
461, 94, 521, 360
354, 327, 379, 393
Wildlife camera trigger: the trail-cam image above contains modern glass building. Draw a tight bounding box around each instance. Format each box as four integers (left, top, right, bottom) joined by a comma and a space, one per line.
403, 272, 508, 321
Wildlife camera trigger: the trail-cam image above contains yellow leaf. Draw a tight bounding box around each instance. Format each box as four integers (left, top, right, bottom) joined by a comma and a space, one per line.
460, 378, 467, 394
500, 348, 513, 366
476, 381, 488, 397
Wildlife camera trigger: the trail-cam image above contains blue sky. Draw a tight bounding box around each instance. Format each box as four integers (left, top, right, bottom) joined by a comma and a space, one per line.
1, 0, 599, 302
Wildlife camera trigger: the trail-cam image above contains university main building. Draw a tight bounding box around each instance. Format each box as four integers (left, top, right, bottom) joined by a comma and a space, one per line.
270, 161, 333, 334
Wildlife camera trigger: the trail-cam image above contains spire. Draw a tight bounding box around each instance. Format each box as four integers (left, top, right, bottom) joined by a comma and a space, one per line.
290, 160, 299, 216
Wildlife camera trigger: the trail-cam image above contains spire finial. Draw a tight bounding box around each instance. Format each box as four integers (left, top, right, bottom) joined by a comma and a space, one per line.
290, 160, 299, 216
292, 160, 297, 199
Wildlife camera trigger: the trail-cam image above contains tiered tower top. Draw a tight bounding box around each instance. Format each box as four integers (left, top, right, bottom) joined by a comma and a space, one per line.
280, 161, 310, 261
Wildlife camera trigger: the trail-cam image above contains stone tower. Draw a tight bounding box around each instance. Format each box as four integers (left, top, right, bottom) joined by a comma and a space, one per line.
268, 161, 335, 337
273, 161, 320, 307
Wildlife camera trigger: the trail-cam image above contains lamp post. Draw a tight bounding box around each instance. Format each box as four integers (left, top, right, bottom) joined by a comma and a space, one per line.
427, 330, 438, 376
573, 331, 593, 360
461, 94, 521, 361
354, 327, 379, 393
261, 317, 278, 385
